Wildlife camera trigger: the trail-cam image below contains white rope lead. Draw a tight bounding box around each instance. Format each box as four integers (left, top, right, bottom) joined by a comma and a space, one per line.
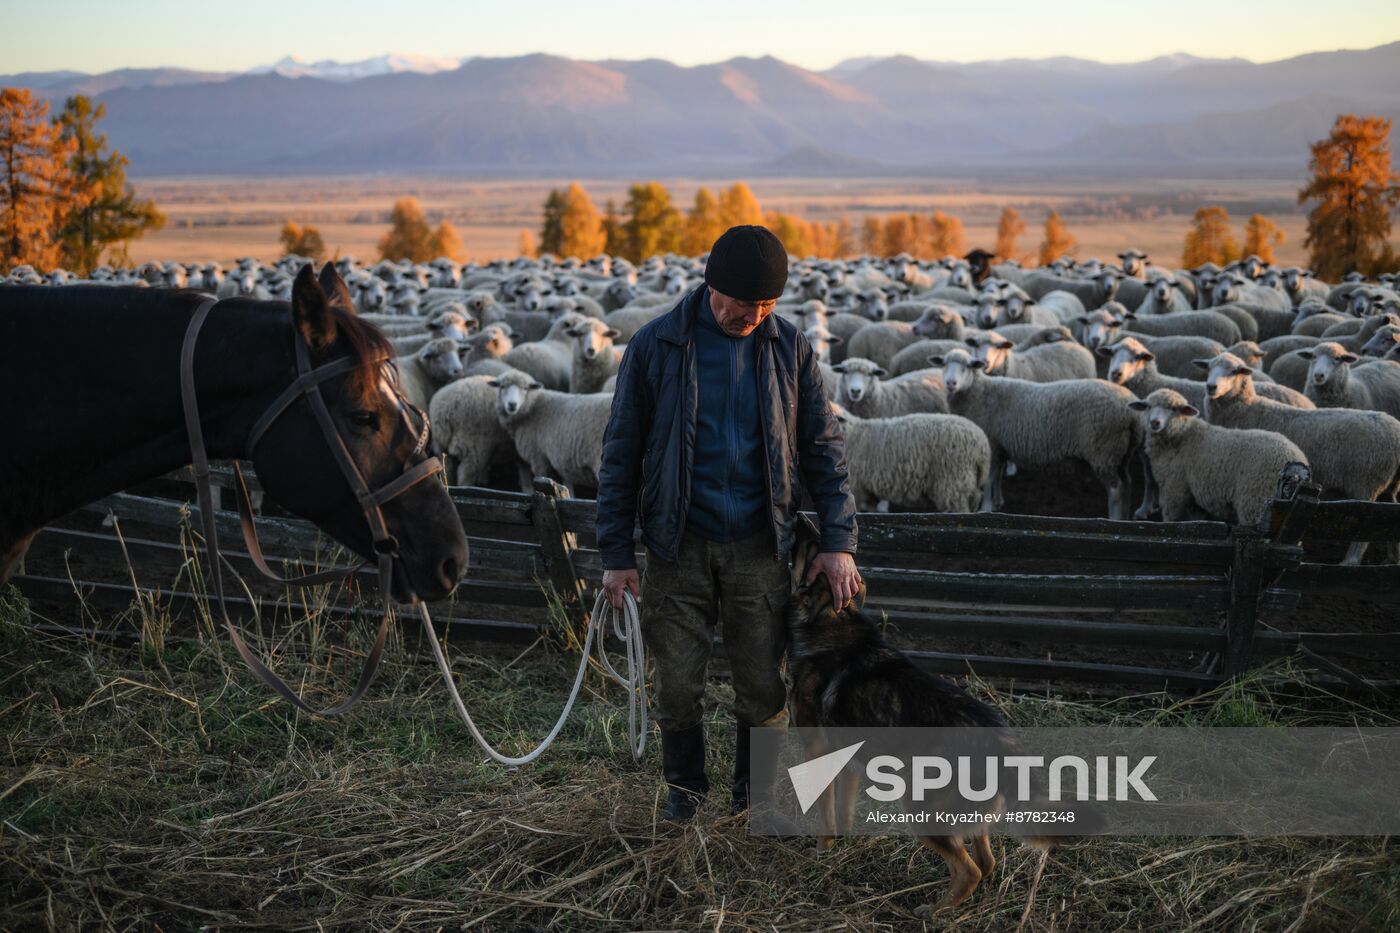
415, 590, 647, 766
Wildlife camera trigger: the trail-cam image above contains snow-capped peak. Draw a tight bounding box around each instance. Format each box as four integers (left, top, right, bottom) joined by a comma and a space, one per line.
249, 53, 462, 81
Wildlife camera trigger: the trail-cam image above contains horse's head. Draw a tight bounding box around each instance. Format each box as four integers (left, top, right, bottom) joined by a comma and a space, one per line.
249, 264, 468, 602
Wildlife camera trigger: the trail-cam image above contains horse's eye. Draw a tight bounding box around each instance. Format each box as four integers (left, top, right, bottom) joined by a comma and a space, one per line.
350, 411, 377, 428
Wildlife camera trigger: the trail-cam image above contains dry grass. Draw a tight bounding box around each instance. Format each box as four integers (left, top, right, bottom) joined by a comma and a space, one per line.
2, 581, 1399, 931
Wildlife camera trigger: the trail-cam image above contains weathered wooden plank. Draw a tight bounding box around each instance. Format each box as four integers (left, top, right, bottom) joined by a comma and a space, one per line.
1253, 630, 1400, 661
1274, 562, 1400, 603
854, 523, 1233, 567
1224, 531, 1267, 677
859, 566, 1230, 611
1271, 499, 1400, 544
531, 477, 584, 606
903, 650, 1224, 690
878, 610, 1227, 652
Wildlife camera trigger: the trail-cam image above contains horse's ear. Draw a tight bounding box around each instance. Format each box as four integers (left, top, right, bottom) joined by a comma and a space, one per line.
292, 264, 337, 349
317, 262, 355, 314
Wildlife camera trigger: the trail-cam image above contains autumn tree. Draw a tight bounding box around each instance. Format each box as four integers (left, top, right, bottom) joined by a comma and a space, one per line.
1181, 205, 1240, 268
682, 186, 724, 255
538, 188, 565, 256
930, 210, 966, 258
1241, 214, 1286, 265
765, 211, 814, 258
860, 216, 883, 255
378, 197, 434, 262
882, 213, 917, 257
280, 221, 326, 261
833, 216, 856, 258
718, 182, 764, 229
1038, 211, 1075, 265
517, 229, 537, 258
602, 198, 623, 256
621, 181, 681, 262
1298, 114, 1400, 279
0, 87, 73, 269
558, 182, 606, 259
432, 220, 464, 262
54, 95, 163, 274
994, 207, 1026, 261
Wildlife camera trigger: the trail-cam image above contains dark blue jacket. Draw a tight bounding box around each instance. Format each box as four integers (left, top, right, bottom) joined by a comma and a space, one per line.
596, 285, 858, 569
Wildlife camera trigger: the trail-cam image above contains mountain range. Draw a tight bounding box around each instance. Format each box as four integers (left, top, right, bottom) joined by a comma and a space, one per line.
3, 43, 1397, 177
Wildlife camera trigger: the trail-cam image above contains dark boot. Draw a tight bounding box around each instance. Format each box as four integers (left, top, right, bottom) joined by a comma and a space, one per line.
660, 724, 708, 822
731, 723, 753, 814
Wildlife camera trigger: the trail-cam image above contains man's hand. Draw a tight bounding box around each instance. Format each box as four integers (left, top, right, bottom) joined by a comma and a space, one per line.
806, 552, 862, 610
602, 568, 641, 609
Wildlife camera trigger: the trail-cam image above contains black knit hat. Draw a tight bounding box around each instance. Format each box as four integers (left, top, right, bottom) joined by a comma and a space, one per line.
704, 225, 789, 301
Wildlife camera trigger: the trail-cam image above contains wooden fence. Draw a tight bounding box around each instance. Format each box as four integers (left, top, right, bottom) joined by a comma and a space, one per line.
11, 466, 1400, 694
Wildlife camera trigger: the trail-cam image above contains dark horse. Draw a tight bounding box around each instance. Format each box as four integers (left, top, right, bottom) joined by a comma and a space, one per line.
0, 263, 468, 602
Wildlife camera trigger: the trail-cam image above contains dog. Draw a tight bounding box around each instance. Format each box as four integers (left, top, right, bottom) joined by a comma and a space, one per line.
786, 514, 1065, 915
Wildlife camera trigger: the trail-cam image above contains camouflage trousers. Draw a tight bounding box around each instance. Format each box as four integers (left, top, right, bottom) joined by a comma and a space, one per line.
640, 527, 791, 732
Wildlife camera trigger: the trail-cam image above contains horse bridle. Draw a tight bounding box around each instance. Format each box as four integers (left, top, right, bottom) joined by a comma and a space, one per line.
179, 296, 444, 716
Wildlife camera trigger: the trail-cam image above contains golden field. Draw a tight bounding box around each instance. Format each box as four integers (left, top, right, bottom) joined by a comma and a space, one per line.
125, 174, 1393, 267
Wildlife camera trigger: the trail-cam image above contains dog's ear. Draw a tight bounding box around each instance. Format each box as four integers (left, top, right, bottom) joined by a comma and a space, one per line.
790, 513, 822, 589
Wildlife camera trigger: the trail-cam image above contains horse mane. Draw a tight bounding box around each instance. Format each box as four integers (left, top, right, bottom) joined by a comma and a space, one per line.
325, 300, 394, 403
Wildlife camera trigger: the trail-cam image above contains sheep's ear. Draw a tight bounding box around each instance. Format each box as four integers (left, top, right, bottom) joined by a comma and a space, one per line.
486, 378, 502, 388
528, 380, 544, 390
992, 337, 1014, 349
1296, 350, 1314, 360
1074, 315, 1090, 323
826, 334, 843, 345
928, 355, 945, 366
1178, 404, 1200, 417
463, 317, 480, 332
1340, 352, 1359, 364
968, 358, 986, 370
1191, 358, 1211, 370
604, 328, 621, 339
1121, 310, 1137, 320
831, 363, 847, 373
291, 264, 337, 350
963, 337, 978, 347
427, 320, 444, 332
1138, 350, 1156, 361
1233, 366, 1252, 376
1127, 400, 1150, 411
872, 366, 888, 377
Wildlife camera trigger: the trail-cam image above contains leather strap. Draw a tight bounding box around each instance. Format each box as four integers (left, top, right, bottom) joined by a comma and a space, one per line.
178, 295, 445, 716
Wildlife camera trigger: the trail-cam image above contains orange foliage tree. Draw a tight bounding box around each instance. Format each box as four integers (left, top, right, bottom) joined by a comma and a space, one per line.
995, 207, 1026, 261
1298, 114, 1400, 278
1038, 211, 1075, 265
280, 221, 327, 261
1181, 206, 1240, 268
1241, 214, 1285, 265
0, 87, 74, 269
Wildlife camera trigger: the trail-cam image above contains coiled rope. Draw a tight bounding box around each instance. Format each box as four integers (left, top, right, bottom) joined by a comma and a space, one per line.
415, 589, 647, 765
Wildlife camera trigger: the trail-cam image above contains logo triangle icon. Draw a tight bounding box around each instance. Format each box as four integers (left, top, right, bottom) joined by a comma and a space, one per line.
787, 741, 865, 814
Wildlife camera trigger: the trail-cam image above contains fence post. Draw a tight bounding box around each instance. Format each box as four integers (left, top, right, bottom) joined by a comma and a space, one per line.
531, 477, 584, 609
1224, 528, 1267, 678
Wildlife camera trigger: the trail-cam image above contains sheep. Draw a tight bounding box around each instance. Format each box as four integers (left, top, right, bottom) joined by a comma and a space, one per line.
1212, 273, 1293, 314
833, 408, 991, 513
1105, 337, 1311, 409
1269, 315, 1400, 390
930, 348, 1143, 519
490, 369, 614, 493
567, 317, 624, 393
604, 303, 669, 343
1361, 325, 1400, 358
1134, 278, 1192, 315
1223, 341, 1279, 383
1199, 352, 1400, 563
395, 337, 464, 411
845, 320, 922, 369
1124, 308, 1242, 346
832, 357, 947, 418
968, 328, 1096, 382
389, 308, 478, 355
500, 313, 584, 391
1123, 334, 1226, 380
1128, 388, 1309, 526
429, 374, 520, 487
1023, 271, 1116, 310
1291, 298, 1348, 338
462, 324, 517, 378
974, 292, 1073, 330
1298, 343, 1400, 420
1282, 267, 1330, 306
889, 338, 975, 376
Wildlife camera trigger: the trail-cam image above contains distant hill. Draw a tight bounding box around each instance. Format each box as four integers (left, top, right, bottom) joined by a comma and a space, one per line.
3, 43, 1397, 176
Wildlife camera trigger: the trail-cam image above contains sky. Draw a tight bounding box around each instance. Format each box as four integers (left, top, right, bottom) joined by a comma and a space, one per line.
3, 0, 1399, 74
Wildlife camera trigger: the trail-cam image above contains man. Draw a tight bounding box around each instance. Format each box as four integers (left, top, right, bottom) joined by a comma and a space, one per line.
595, 225, 861, 821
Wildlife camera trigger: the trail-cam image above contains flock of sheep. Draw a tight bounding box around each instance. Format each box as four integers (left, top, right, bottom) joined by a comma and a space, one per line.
7, 246, 1400, 564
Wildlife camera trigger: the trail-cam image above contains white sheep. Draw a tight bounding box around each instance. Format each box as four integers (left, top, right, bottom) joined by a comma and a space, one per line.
1201, 352, 1400, 563
1298, 342, 1400, 420
845, 320, 921, 369
395, 337, 464, 411
832, 357, 947, 418
501, 313, 585, 391
1134, 278, 1192, 315
429, 374, 520, 487
1129, 388, 1309, 526
931, 348, 1143, 519
462, 323, 517, 378
1106, 337, 1312, 408
490, 369, 614, 493
567, 317, 624, 393
834, 408, 991, 513
967, 328, 1095, 382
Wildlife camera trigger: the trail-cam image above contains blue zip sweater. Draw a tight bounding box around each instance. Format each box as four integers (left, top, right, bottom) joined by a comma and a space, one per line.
684, 295, 770, 542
